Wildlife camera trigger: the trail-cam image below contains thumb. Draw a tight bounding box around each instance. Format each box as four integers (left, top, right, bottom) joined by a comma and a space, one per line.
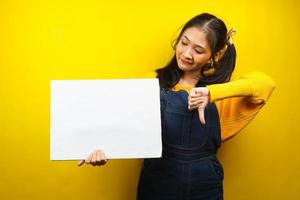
77, 160, 85, 167
198, 108, 206, 124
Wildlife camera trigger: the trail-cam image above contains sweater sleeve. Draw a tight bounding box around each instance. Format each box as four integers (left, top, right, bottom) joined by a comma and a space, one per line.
207, 71, 276, 141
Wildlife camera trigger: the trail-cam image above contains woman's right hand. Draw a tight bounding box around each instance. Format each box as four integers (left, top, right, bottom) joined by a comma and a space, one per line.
188, 87, 210, 124
77, 149, 108, 167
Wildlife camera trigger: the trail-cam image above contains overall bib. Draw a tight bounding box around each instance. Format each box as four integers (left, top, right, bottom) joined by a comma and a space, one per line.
137, 88, 224, 200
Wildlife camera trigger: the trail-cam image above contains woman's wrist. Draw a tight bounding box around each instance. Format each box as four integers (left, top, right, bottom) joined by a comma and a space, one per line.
207, 79, 252, 102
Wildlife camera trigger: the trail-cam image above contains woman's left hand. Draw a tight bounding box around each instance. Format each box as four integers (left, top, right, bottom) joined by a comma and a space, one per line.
188, 87, 210, 124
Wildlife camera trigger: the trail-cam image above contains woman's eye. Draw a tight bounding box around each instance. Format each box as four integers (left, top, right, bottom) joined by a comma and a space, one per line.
195, 50, 203, 54
181, 40, 188, 46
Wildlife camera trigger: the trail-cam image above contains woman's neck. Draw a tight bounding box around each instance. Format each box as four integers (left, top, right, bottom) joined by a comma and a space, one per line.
179, 71, 200, 87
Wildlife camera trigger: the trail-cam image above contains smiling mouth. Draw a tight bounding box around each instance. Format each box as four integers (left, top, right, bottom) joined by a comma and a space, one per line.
180, 58, 193, 65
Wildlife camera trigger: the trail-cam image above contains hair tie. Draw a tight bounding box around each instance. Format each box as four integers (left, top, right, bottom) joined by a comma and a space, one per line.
226, 28, 236, 46
213, 28, 236, 63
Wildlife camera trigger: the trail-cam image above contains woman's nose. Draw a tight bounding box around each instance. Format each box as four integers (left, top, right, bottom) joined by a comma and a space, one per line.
183, 48, 192, 60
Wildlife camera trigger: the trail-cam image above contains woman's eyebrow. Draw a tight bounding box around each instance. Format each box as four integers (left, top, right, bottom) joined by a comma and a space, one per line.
183, 35, 205, 49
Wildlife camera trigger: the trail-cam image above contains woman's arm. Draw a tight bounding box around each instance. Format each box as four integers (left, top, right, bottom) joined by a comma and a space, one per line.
207, 71, 276, 141
208, 71, 276, 104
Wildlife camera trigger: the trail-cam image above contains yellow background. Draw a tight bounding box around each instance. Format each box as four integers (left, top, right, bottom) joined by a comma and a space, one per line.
0, 0, 299, 199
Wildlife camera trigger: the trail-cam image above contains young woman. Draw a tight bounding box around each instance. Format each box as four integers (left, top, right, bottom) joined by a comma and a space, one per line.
78, 13, 275, 200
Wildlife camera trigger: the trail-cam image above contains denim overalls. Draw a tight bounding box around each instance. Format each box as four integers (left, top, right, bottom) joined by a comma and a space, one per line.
137, 87, 224, 200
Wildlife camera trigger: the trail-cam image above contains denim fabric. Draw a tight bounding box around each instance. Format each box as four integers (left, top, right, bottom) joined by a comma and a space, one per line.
137, 88, 223, 200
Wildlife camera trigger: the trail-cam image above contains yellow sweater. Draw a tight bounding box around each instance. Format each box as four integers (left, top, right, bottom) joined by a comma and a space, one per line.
171, 71, 276, 142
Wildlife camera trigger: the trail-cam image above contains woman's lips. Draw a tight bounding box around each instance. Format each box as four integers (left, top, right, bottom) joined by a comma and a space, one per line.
180, 58, 193, 65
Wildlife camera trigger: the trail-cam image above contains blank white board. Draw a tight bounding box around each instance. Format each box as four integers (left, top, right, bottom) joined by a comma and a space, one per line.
50, 78, 162, 160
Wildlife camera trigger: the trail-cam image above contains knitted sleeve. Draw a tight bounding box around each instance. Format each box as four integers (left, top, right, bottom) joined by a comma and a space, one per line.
207, 71, 276, 141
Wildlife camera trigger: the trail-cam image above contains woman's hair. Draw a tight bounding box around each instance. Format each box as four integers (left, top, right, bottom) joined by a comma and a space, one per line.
156, 13, 236, 89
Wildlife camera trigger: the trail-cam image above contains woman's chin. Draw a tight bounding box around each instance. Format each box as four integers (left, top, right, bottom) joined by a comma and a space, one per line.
178, 64, 193, 72
178, 65, 202, 75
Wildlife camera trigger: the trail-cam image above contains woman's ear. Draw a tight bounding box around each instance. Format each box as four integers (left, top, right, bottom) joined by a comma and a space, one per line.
214, 51, 222, 62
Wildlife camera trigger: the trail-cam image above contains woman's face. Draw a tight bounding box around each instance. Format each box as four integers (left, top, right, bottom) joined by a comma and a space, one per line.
175, 27, 212, 73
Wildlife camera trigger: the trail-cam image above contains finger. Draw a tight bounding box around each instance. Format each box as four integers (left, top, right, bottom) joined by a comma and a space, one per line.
100, 150, 107, 165
77, 160, 85, 166
189, 93, 203, 98
188, 97, 205, 109
189, 96, 203, 103
189, 102, 202, 110
189, 99, 203, 109
189, 98, 206, 107
189, 104, 201, 110
195, 96, 206, 101
91, 151, 97, 164
189, 96, 204, 102
188, 102, 199, 110
86, 153, 93, 164
96, 150, 101, 165
189, 98, 204, 106
198, 108, 206, 124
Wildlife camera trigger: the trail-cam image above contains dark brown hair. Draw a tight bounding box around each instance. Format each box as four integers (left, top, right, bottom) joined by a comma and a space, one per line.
156, 13, 236, 89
